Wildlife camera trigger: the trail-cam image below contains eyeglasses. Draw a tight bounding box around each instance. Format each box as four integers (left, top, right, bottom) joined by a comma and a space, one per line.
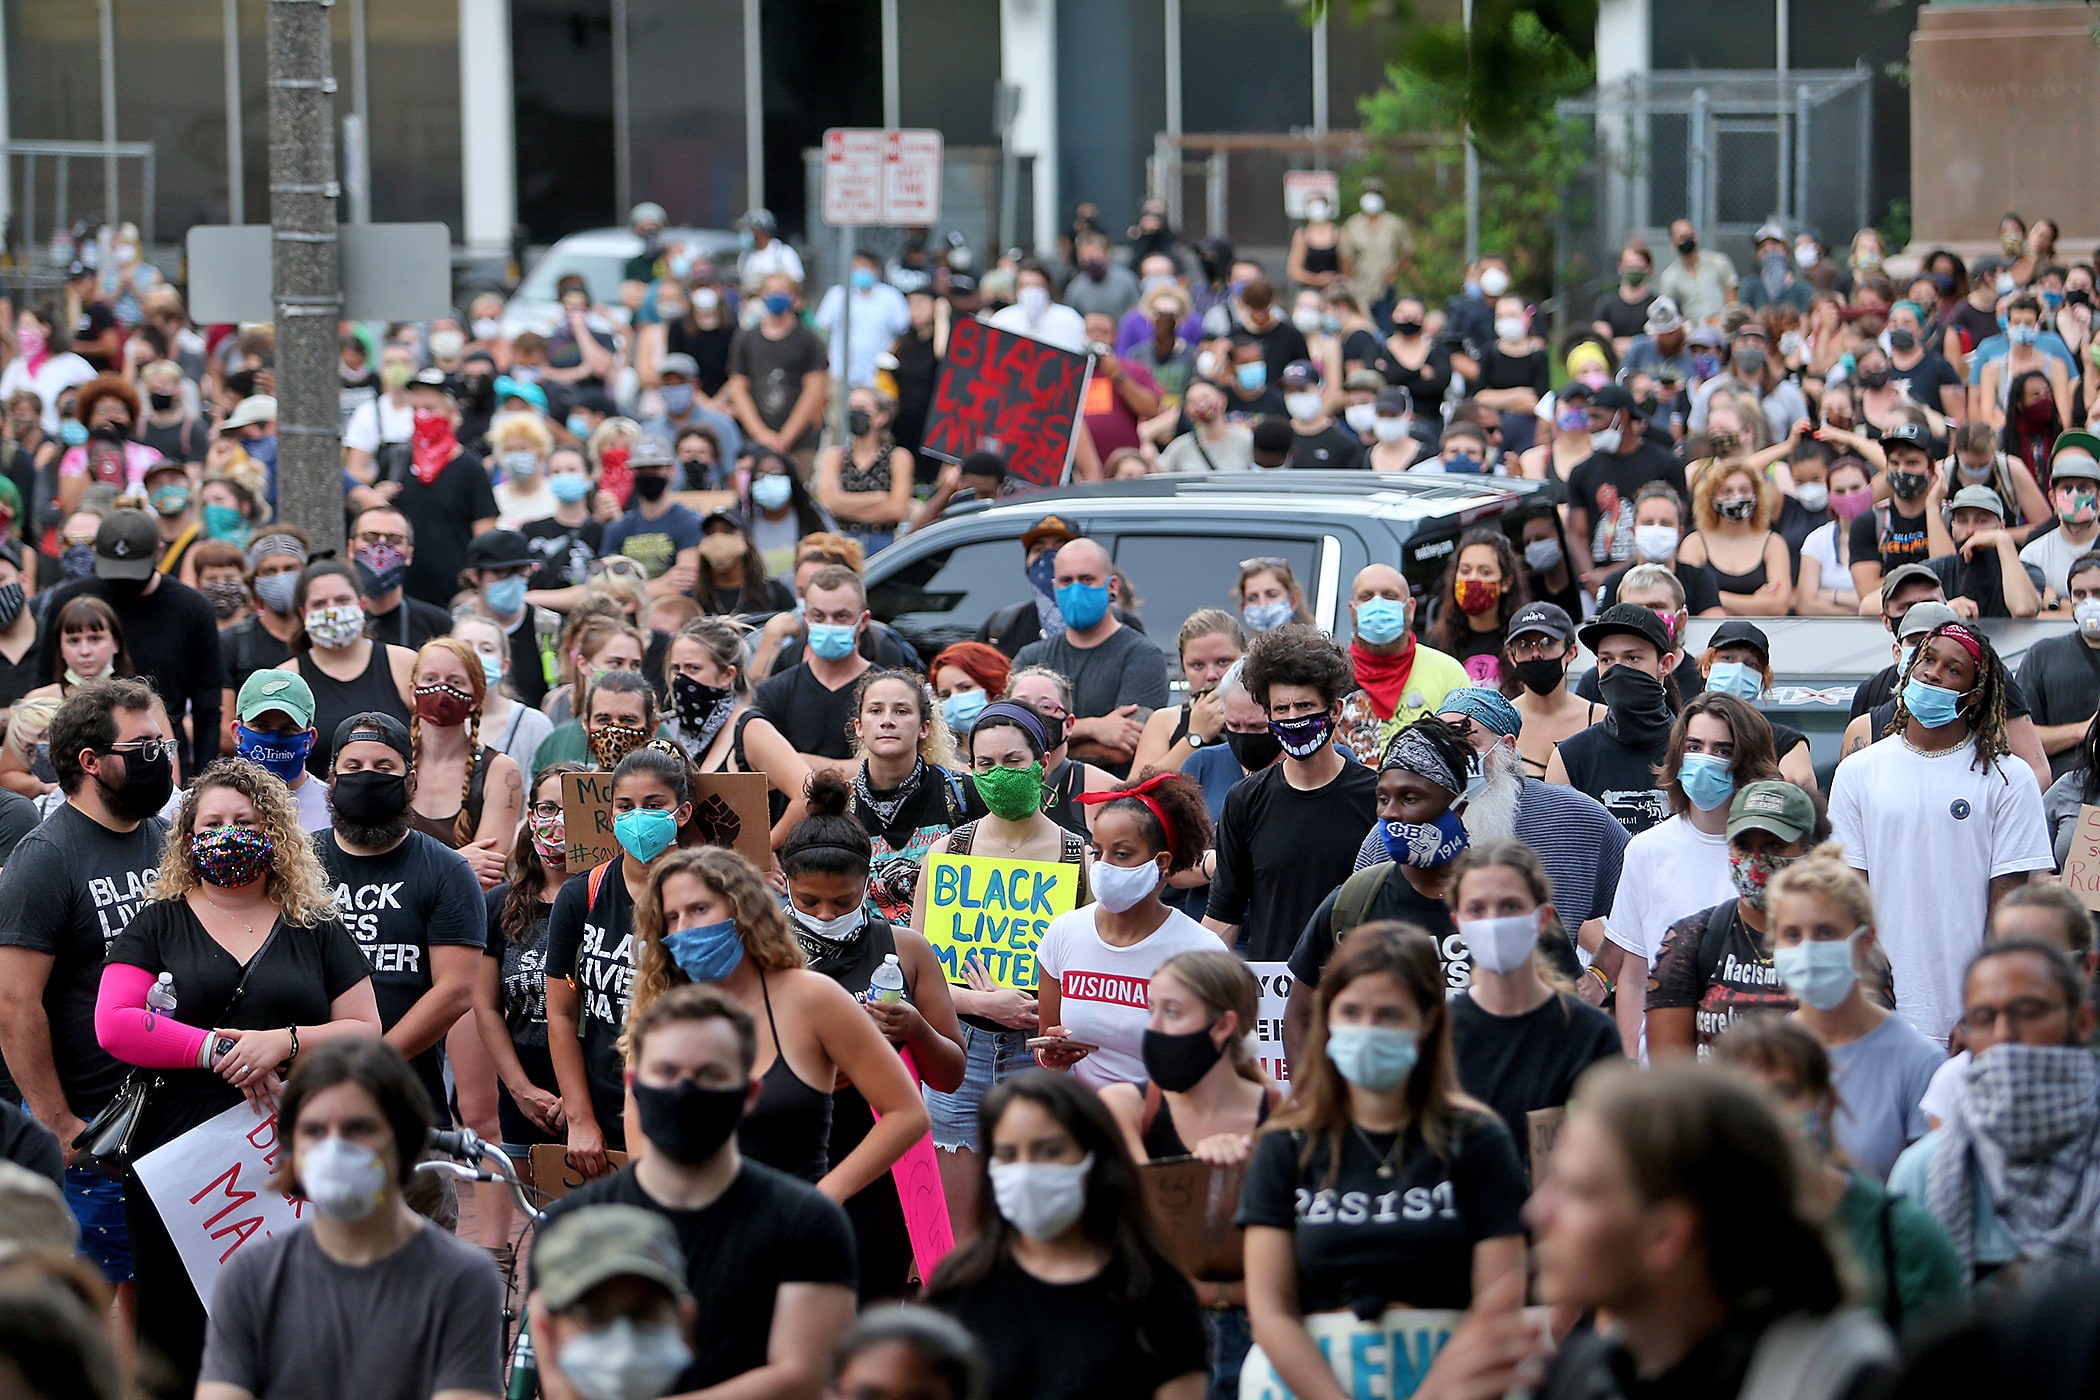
1506, 635, 1567, 661
102, 738, 176, 763
353, 530, 410, 549
529, 802, 564, 821
588, 558, 646, 580
1960, 999, 2070, 1036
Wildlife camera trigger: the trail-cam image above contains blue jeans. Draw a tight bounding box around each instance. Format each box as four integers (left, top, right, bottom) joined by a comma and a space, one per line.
1205, 1305, 1253, 1400
926, 1024, 1033, 1151
64, 1167, 132, 1284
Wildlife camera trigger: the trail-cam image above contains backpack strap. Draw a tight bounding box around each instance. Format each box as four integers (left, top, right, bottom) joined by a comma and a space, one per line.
1140, 1080, 1163, 1139
1879, 1192, 1905, 1336
948, 820, 977, 857
1331, 863, 1393, 942
586, 859, 614, 908
1698, 898, 1741, 975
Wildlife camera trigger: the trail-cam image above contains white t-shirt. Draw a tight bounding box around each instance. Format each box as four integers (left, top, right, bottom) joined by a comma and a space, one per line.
1603, 814, 1732, 962
1801, 520, 1851, 595
1829, 737, 2055, 1040
1918, 1049, 1970, 1127
1035, 903, 1220, 1091
738, 241, 806, 292
343, 394, 415, 456
0, 353, 97, 434
289, 776, 332, 833
495, 481, 559, 530
987, 303, 1089, 356
2019, 522, 2100, 596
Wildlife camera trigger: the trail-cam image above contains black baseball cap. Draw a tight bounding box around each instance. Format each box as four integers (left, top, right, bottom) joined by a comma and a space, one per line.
1506, 601, 1575, 645
1881, 420, 1932, 454
1590, 384, 1638, 416
1708, 619, 1771, 661
94, 510, 161, 581
465, 529, 536, 572
331, 711, 414, 770
1578, 602, 1674, 657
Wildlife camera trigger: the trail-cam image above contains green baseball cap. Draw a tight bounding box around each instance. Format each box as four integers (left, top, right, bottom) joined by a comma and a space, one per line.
533, 1204, 690, 1313
1726, 780, 1816, 844
235, 669, 316, 729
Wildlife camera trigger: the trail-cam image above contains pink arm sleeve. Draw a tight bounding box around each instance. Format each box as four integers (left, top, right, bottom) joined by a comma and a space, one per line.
95, 964, 210, 1070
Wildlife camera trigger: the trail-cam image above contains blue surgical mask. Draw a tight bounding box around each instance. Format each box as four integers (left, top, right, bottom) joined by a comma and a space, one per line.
659, 383, 694, 415
1677, 753, 1735, 812
1377, 809, 1469, 868
1353, 596, 1410, 645
664, 918, 745, 983
941, 688, 989, 733
549, 472, 592, 504
235, 724, 315, 783
1706, 660, 1763, 704
478, 650, 504, 689
807, 622, 859, 661
566, 413, 592, 438
1242, 600, 1294, 634
1235, 363, 1267, 392
752, 474, 793, 511
1903, 675, 1970, 729
851, 267, 877, 292
2009, 322, 2040, 347
613, 807, 680, 863
484, 575, 528, 616
1772, 930, 1863, 1012
1325, 1024, 1418, 1092
1442, 452, 1483, 475
763, 293, 795, 317
500, 449, 541, 479
59, 420, 88, 447
1055, 581, 1111, 632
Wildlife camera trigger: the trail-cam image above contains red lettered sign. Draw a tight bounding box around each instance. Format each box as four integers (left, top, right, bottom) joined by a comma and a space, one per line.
920, 318, 1092, 489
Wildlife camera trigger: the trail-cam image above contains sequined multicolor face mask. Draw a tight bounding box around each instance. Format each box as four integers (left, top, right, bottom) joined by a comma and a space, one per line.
191, 824, 274, 888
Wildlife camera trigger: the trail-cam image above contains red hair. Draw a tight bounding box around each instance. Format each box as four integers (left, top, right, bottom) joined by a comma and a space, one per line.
929, 641, 1011, 699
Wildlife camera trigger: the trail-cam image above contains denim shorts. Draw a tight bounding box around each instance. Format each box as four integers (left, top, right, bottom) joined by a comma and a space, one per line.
926, 1024, 1034, 1151
1204, 1305, 1253, 1400
64, 1167, 132, 1284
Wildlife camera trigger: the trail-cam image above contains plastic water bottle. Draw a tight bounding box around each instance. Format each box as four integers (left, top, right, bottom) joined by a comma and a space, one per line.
869, 954, 907, 1005
145, 972, 177, 1013
505, 1319, 538, 1400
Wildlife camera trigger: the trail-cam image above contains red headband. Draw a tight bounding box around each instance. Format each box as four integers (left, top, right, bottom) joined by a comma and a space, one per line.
1935, 622, 1984, 667
1077, 773, 1178, 862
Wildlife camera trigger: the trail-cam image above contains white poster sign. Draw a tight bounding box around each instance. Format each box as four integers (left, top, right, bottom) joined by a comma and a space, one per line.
1248, 960, 1292, 1089
134, 1102, 308, 1312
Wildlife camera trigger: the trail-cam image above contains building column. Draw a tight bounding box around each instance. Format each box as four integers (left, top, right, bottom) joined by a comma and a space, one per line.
1595, 0, 1651, 241
1001, 0, 1058, 254
0, 0, 13, 234
458, 0, 516, 254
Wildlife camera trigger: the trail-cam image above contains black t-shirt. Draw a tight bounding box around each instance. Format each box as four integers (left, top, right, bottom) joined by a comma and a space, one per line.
1553, 723, 1671, 835
1591, 290, 1654, 340
1450, 992, 1620, 1163
34, 576, 226, 775
2017, 633, 2100, 781
0, 1101, 59, 1187
220, 616, 295, 697
0, 636, 41, 720
316, 830, 486, 1109
1482, 346, 1551, 397
1646, 900, 1794, 1051
108, 901, 369, 1146
1775, 496, 1833, 563
1596, 558, 1722, 617
1363, 339, 1454, 419
1208, 760, 1380, 961
931, 1257, 1207, 1400
0, 804, 167, 1117
1287, 423, 1366, 470
396, 452, 499, 608
1289, 863, 1463, 990
520, 515, 606, 590
1851, 500, 1933, 576
362, 596, 452, 651
1245, 318, 1311, 384
666, 320, 736, 398
544, 864, 634, 1142
1945, 300, 2001, 356
1568, 443, 1690, 568
536, 1161, 857, 1393
75, 300, 117, 370
726, 325, 829, 443
754, 662, 863, 761
1894, 352, 1962, 412
482, 884, 552, 1054
1237, 1115, 1529, 1313
0, 789, 39, 868
1925, 549, 2045, 620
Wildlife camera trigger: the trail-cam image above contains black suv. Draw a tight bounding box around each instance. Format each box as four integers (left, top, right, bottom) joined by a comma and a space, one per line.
865, 472, 1558, 670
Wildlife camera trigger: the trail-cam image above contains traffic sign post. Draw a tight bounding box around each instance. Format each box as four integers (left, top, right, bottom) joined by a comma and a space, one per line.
820, 127, 943, 449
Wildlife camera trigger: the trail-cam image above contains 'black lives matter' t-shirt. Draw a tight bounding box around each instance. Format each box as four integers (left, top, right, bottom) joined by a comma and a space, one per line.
317, 830, 486, 1109
1237, 1116, 1528, 1314
1450, 992, 1621, 1165
1553, 723, 1671, 836
754, 662, 863, 761
1647, 899, 1795, 1053
536, 1161, 857, 1393
0, 804, 166, 1117
1289, 862, 1463, 991
931, 1256, 1208, 1400
1208, 760, 1380, 962
544, 864, 635, 1147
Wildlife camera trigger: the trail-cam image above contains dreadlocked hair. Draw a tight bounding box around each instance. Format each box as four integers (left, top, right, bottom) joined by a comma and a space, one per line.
500, 761, 586, 947
409, 636, 488, 847
1885, 621, 2011, 773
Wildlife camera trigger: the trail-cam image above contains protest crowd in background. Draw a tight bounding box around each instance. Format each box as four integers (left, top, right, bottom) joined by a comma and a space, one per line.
8, 188, 2100, 1400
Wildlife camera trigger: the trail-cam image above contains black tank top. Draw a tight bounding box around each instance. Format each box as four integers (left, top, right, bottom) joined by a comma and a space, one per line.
408, 746, 497, 848
1140, 1079, 1274, 1160
1707, 554, 1769, 596
736, 968, 834, 1183
1302, 240, 1341, 277
301, 643, 410, 778
1041, 759, 1089, 839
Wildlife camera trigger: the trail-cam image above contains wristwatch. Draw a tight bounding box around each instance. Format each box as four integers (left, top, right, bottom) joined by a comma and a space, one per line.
1185, 731, 1205, 748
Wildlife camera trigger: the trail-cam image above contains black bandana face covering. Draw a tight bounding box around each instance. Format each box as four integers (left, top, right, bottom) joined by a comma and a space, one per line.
1598, 665, 1673, 746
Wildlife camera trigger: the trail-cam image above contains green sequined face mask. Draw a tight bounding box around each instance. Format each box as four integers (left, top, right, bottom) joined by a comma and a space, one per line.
973, 761, 1044, 821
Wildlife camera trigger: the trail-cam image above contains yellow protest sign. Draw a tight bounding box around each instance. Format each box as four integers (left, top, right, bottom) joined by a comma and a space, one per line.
922, 854, 1079, 990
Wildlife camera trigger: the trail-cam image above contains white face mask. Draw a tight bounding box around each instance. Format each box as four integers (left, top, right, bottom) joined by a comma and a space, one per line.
1018, 285, 1051, 319
693, 288, 721, 313
1292, 308, 1323, 335
1091, 859, 1162, 914
557, 1317, 695, 1400
2076, 598, 2100, 641
1632, 524, 1679, 562
298, 1137, 389, 1222
1495, 315, 1528, 342
1794, 244, 1818, 270
1457, 912, 1542, 975
1360, 193, 1386, 216
1194, 351, 1219, 380
1284, 391, 1324, 422
1588, 426, 1623, 455
989, 1154, 1093, 1241
1372, 416, 1412, 443
1479, 268, 1510, 298
1343, 403, 1379, 433
792, 903, 868, 943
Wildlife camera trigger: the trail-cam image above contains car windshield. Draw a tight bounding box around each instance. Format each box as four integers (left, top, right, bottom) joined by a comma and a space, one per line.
516, 252, 631, 306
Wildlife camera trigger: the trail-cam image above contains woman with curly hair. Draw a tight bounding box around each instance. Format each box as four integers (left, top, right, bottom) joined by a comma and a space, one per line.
626, 845, 929, 1196
94, 757, 382, 1386
1427, 527, 1531, 686
1677, 457, 1794, 616
56, 373, 162, 513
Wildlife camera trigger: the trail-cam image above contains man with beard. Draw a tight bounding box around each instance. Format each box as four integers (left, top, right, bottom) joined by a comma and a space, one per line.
315, 712, 486, 1119
1350, 687, 1629, 990
1548, 604, 1680, 837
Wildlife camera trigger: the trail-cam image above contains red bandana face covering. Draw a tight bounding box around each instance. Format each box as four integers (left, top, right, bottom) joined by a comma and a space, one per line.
409, 411, 458, 485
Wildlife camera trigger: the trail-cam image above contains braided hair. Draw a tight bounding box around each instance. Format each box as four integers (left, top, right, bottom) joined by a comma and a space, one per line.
1886, 620, 2011, 773
409, 636, 487, 847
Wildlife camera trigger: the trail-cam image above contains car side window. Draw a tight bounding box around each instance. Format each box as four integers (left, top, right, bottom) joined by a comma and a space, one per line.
1109, 534, 1323, 670
867, 538, 1025, 658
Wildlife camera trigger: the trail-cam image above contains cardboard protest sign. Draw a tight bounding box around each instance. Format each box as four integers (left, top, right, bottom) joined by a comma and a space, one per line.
529, 1146, 630, 1202
1239, 1307, 1549, 1400
2064, 805, 2100, 911
1248, 961, 1292, 1088
920, 318, 1092, 489
134, 1103, 307, 1312
1140, 1157, 1246, 1281
922, 854, 1081, 990
562, 769, 619, 869
1528, 1107, 1566, 1190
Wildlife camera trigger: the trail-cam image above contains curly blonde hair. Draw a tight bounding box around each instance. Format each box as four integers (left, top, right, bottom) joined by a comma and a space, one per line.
624, 848, 803, 1057
409, 637, 488, 846
489, 411, 554, 458
154, 759, 337, 927
1692, 459, 1778, 535
850, 669, 959, 772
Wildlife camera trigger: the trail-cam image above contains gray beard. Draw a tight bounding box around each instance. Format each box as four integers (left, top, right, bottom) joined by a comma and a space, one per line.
1460, 748, 1524, 844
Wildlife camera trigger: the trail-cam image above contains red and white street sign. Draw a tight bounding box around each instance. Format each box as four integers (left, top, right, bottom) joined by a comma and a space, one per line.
823, 127, 943, 227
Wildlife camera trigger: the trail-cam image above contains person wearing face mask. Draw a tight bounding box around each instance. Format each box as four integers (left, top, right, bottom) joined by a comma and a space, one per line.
1286, 197, 1344, 294
384, 369, 499, 608
459, 528, 557, 711
1675, 462, 1793, 617
136, 458, 203, 581
1693, 620, 1816, 787
988, 259, 1091, 357
815, 387, 918, 557
343, 505, 451, 651
600, 437, 704, 599
725, 272, 831, 463
488, 411, 559, 529
691, 512, 795, 623
1274, 361, 1362, 469
1500, 602, 1603, 776
928, 1071, 1207, 1400
2020, 432, 2100, 597
1009, 538, 1169, 774
1980, 295, 2073, 434
1365, 298, 1452, 445
1332, 562, 1467, 761
0, 536, 42, 723
197, 1040, 504, 1400
1362, 385, 1423, 471
1848, 421, 1955, 604
341, 343, 419, 489
1157, 380, 1255, 473
1883, 299, 1965, 420
94, 760, 381, 1390
0, 307, 95, 438
752, 564, 878, 771
1939, 419, 2045, 546
231, 669, 331, 832
1219, 334, 1289, 421
1241, 923, 1528, 1400
1795, 453, 1877, 615
526, 1203, 699, 1400
1740, 221, 1812, 313
1546, 605, 1682, 839
1566, 386, 1690, 591
1338, 179, 1411, 327
535, 978, 859, 1400
1591, 241, 1658, 359
1830, 621, 2054, 1044
1471, 296, 1549, 457
0, 679, 172, 1293
1443, 840, 1620, 1164
1426, 529, 1528, 686
1922, 484, 2043, 619
1654, 219, 1738, 326
2030, 562, 2100, 802
216, 530, 311, 715
1061, 232, 1144, 320
1440, 257, 1510, 369
280, 561, 416, 778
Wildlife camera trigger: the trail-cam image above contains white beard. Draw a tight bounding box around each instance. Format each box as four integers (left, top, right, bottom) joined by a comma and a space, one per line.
1460, 745, 1524, 844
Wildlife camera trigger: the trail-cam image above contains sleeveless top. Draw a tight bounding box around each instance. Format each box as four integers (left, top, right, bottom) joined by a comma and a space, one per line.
1705, 548, 1769, 597
408, 746, 497, 849
949, 818, 1091, 1033
300, 642, 409, 778
1301, 239, 1341, 277
1140, 1079, 1275, 1161
837, 445, 894, 497
736, 967, 835, 1183
1040, 760, 1090, 839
